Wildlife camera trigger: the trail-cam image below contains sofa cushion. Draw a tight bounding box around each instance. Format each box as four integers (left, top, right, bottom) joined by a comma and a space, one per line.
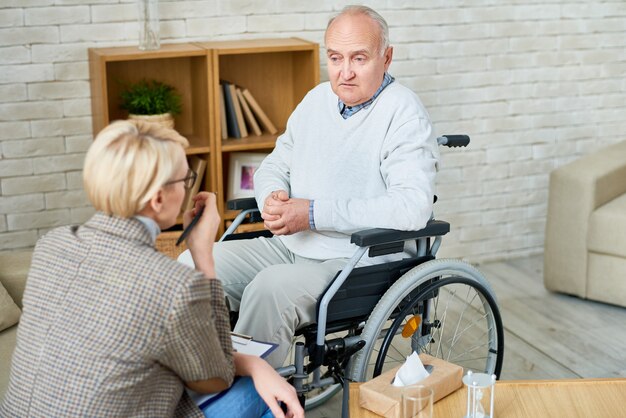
588, 193, 626, 258
0, 281, 20, 333
0, 324, 18, 398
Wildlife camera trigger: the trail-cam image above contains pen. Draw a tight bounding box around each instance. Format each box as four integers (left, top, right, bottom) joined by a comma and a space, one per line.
230, 331, 253, 340
176, 206, 205, 246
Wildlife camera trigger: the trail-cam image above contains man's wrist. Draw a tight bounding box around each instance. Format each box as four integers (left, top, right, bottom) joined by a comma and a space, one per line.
308, 199, 316, 230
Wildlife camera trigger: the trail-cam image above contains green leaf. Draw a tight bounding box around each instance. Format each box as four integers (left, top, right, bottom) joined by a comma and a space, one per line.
119, 79, 182, 115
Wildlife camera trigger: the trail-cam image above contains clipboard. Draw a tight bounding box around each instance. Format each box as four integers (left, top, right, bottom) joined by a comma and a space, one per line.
187, 333, 278, 409
230, 332, 278, 359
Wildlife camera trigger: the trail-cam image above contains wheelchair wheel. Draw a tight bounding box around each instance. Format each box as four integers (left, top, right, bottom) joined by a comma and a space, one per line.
304, 383, 342, 410
348, 259, 504, 382
284, 335, 343, 411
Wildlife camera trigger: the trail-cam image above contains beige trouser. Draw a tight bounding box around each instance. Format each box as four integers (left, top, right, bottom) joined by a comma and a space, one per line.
213, 236, 348, 368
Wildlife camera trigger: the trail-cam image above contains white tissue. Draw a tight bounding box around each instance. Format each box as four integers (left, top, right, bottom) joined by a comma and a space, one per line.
392, 351, 430, 387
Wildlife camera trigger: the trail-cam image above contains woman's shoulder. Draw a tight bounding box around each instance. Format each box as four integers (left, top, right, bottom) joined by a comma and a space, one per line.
133, 244, 201, 284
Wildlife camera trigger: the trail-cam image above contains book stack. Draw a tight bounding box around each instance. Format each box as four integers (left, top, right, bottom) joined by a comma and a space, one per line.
220, 81, 278, 139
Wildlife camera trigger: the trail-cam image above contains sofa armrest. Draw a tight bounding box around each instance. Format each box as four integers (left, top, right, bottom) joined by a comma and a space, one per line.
0, 251, 33, 309
544, 140, 626, 297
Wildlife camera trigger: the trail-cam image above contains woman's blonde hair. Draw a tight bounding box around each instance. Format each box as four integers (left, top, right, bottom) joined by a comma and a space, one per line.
83, 120, 189, 218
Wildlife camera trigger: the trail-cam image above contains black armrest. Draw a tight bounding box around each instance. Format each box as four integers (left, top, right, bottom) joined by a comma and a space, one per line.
227, 197, 259, 211
350, 220, 450, 247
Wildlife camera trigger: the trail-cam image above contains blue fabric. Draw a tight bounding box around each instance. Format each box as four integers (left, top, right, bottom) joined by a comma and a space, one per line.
308, 199, 316, 230
134, 215, 161, 242
200, 377, 274, 418
338, 72, 395, 119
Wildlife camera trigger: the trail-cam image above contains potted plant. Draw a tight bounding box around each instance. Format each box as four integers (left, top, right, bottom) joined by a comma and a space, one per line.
119, 79, 182, 129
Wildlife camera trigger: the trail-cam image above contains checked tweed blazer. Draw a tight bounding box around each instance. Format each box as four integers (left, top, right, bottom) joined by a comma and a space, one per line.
0, 212, 234, 417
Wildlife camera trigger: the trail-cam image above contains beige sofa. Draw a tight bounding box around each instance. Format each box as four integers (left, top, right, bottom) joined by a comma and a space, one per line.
0, 251, 32, 399
544, 140, 626, 307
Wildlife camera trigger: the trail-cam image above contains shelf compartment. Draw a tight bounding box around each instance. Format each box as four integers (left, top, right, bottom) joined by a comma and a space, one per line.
89, 44, 210, 151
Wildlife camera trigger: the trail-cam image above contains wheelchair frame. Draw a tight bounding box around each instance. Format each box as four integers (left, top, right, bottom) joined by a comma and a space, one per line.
219, 135, 504, 417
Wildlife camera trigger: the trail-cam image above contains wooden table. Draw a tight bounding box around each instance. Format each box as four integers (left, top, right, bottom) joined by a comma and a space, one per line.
349, 378, 626, 417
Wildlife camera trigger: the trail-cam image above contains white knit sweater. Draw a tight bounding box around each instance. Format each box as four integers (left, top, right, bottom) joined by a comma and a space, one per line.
254, 81, 439, 263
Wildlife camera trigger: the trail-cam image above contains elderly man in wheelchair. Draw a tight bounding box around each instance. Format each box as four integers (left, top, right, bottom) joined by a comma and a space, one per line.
179, 134, 503, 411
179, 131, 504, 415
180, 5, 504, 416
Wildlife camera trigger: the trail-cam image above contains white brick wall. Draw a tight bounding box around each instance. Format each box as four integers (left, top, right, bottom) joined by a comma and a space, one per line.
0, 1, 625, 261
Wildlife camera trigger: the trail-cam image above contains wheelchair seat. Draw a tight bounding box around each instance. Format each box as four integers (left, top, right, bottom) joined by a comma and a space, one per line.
298, 255, 432, 337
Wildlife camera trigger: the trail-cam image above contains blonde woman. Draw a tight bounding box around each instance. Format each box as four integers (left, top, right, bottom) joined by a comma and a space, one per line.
0, 120, 302, 418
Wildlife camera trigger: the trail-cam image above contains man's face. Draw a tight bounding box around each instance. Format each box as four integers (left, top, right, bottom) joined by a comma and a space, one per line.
325, 13, 393, 107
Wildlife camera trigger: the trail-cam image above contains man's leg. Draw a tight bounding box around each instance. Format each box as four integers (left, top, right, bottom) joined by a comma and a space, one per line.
234, 257, 348, 368
213, 236, 294, 312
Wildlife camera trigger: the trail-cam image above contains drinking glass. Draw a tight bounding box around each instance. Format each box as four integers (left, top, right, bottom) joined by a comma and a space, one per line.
401, 385, 433, 418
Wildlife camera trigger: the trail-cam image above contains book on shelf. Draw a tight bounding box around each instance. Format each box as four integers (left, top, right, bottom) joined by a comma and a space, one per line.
241, 88, 278, 135
227, 82, 248, 138
218, 87, 228, 140
236, 87, 262, 136
182, 155, 207, 212
221, 81, 241, 139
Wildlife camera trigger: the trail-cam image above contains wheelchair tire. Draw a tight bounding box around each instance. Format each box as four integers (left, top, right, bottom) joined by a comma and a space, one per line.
348, 258, 504, 382
304, 383, 342, 411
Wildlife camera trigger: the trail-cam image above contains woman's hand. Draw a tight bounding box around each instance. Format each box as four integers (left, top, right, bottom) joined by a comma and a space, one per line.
183, 192, 221, 278
234, 353, 304, 418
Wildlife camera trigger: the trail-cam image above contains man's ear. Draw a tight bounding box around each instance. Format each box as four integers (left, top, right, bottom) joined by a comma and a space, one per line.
384, 46, 393, 70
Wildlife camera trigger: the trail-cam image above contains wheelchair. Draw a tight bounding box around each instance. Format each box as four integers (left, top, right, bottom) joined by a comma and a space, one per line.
206, 135, 503, 416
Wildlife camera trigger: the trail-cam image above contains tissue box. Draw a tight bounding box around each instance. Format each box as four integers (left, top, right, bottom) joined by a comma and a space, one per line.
359, 354, 463, 418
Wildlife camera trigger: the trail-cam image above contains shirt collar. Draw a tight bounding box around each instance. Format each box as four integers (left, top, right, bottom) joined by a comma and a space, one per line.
134, 215, 161, 242
338, 72, 395, 119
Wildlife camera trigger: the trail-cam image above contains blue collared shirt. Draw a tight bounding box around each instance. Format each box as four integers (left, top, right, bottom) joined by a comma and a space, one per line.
135, 215, 161, 243
337, 72, 395, 119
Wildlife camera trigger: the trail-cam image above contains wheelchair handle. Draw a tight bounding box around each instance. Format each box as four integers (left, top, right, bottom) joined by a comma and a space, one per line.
437, 134, 470, 147
227, 197, 258, 211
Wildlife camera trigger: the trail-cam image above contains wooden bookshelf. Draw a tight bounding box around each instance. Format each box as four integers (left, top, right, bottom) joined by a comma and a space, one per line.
89, 38, 320, 234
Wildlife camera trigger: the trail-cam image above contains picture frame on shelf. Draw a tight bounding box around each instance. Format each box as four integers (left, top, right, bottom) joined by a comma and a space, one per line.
227, 152, 267, 201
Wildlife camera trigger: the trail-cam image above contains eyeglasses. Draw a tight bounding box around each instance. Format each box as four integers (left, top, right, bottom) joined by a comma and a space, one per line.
165, 168, 197, 190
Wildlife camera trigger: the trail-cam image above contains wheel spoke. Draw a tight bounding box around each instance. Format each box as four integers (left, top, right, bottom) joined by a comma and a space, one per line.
388, 340, 407, 362
449, 354, 490, 363
449, 285, 478, 348
448, 312, 490, 347
438, 287, 456, 361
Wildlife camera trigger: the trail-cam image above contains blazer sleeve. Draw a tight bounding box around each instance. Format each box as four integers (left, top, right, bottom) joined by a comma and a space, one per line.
160, 273, 235, 385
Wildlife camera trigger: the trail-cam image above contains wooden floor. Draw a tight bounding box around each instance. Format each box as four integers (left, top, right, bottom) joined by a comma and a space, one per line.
309, 254, 626, 417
